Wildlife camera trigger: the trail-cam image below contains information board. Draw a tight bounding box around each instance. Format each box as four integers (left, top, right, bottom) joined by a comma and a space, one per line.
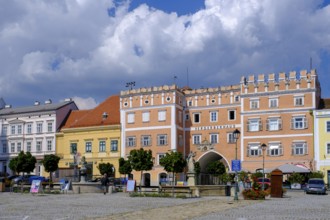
126, 180, 136, 192
30, 180, 41, 193
231, 160, 241, 172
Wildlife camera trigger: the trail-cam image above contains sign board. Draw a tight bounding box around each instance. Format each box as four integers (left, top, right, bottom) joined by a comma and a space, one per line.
30, 180, 41, 193
231, 160, 241, 172
126, 180, 136, 192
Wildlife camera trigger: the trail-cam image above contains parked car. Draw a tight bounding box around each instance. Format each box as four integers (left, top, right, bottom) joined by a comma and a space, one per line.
305, 178, 327, 195
257, 178, 271, 189
13, 175, 48, 184
28, 176, 49, 184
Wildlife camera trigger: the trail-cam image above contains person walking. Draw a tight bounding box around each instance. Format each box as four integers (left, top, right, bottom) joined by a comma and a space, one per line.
101, 173, 109, 195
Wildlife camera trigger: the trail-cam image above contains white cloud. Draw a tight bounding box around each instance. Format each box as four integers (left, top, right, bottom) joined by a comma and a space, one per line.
0, 0, 330, 107
72, 96, 98, 110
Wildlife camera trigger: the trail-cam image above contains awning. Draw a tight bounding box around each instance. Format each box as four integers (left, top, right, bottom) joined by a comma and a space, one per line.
272, 164, 311, 174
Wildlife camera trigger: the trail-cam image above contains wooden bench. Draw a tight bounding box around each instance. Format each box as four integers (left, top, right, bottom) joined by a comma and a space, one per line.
159, 186, 192, 197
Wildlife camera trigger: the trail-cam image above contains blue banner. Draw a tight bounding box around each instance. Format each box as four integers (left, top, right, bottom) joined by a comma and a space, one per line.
231, 160, 241, 172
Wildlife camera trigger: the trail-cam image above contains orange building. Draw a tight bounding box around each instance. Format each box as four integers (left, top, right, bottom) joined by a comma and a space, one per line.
120, 70, 321, 186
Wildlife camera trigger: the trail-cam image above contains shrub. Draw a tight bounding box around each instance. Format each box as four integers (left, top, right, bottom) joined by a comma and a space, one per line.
242, 189, 267, 200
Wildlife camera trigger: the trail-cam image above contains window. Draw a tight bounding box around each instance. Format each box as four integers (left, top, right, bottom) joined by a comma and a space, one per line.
36, 141, 42, 152
142, 112, 150, 122
158, 110, 166, 121
99, 140, 106, 152
178, 135, 183, 147
47, 140, 52, 151
47, 122, 53, 132
11, 125, 15, 135
111, 140, 118, 151
210, 111, 218, 122
2, 126, 7, 135
269, 98, 278, 108
17, 142, 22, 152
17, 125, 22, 134
193, 135, 201, 145
11, 143, 15, 153
294, 96, 304, 106
250, 100, 259, 109
27, 124, 32, 134
70, 143, 77, 154
85, 142, 92, 152
37, 123, 43, 133
187, 100, 193, 106
193, 113, 200, 123
228, 110, 236, 120
268, 143, 283, 156
291, 117, 307, 129
210, 134, 218, 144
157, 134, 167, 146
248, 144, 261, 157
127, 136, 136, 147
266, 118, 282, 131
327, 143, 330, 155
227, 133, 235, 143
158, 154, 165, 165
234, 96, 240, 102
3, 142, 7, 153
327, 121, 330, 132
185, 114, 189, 121
292, 142, 307, 155
247, 119, 262, 132
26, 142, 31, 152
141, 135, 151, 147
127, 113, 135, 124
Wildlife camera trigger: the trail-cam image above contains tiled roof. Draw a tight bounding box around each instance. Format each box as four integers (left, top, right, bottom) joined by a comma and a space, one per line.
0, 100, 77, 115
62, 95, 120, 128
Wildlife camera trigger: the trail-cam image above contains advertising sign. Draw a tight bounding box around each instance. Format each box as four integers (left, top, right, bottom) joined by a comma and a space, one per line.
231, 160, 241, 172
30, 180, 41, 193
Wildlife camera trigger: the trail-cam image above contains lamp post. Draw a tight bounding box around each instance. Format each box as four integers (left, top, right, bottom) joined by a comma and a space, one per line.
233, 129, 241, 201
261, 143, 267, 191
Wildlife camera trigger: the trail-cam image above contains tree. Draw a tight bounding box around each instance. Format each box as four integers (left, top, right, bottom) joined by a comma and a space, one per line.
128, 148, 153, 189
9, 157, 18, 175
119, 157, 132, 181
42, 154, 60, 183
309, 171, 324, 179
97, 163, 114, 177
15, 151, 36, 175
206, 161, 226, 176
159, 151, 187, 186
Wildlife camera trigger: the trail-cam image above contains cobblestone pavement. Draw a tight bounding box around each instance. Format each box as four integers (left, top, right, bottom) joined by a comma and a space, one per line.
0, 190, 329, 220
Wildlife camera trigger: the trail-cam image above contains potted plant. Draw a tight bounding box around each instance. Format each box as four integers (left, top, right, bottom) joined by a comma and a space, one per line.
288, 173, 304, 189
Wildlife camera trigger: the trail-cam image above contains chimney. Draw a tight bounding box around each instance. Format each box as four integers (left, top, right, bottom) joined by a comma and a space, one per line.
45, 99, 52, 104
34, 101, 40, 106
4, 104, 11, 108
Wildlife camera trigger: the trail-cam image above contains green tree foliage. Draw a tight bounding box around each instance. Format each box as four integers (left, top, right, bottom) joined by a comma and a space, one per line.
160, 151, 186, 188
128, 148, 153, 188
194, 162, 201, 176
119, 157, 132, 179
288, 172, 304, 184
309, 171, 324, 179
42, 154, 60, 182
13, 151, 36, 175
206, 160, 226, 176
8, 157, 18, 174
97, 163, 115, 176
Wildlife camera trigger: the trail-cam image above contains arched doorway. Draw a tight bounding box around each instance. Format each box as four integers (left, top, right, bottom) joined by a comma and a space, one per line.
196, 150, 230, 185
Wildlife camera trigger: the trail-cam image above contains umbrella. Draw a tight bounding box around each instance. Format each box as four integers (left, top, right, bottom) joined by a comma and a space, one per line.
272, 164, 310, 174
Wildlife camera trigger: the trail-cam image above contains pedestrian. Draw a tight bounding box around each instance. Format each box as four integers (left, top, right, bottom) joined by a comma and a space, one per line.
101, 173, 109, 195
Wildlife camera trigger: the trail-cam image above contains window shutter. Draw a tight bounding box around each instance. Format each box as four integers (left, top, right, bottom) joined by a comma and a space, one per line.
259, 120, 262, 131
304, 117, 308, 129
258, 149, 262, 156
304, 143, 308, 155
291, 144, 294, 155
247, 121, 250, 132
279, 119, 283, 130
291, 118, 294, 129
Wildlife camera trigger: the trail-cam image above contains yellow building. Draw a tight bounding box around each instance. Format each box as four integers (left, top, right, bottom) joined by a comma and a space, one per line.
56, 95, 121, 180
314, 99, 330, 186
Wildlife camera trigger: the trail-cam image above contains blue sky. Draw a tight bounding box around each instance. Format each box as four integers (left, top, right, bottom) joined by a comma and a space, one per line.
0, 0, 330, 109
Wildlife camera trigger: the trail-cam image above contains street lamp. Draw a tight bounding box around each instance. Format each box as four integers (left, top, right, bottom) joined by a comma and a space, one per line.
233, 129, 240, 201
261, 143, 267, 191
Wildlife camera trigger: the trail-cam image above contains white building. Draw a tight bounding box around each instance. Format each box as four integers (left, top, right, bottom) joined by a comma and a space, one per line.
0, 99, 78, 176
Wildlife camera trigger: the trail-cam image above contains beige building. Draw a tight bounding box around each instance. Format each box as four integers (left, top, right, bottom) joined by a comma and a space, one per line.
120, 70, 321, 186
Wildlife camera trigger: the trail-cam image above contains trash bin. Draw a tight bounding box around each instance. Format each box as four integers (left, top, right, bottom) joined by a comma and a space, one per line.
0, 177, 5, 192
225, 185, 231, 196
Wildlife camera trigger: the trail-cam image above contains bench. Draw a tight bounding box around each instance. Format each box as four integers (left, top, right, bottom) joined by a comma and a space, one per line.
159, 186, 192, 197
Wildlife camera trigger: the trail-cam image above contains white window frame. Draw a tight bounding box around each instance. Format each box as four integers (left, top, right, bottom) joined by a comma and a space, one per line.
36, 141, 42, 152
193, 113, 200, 124
47, 122, 53, 132
248, 144, 261, 157
142, 112, 150, 122
26, 142, 31, 152
11, 143, 15, 153
99, 140, 106, 152
2, 126, 7, 135
27, 124, 32, 134
187, 100, 193, 107
228, 110, 236, 121
210, 133, 218, 144
250, 100, 259, 109
85, 141, 92, 153
37, 122, 43, 133
127, 113, 135, 124
292, 142, 307, 155
158, 110, 166, 121
291, 117, 307, 129
227, 133, 235, 143
17, 142, 22, 152
127, 136, 136, 147
266, 118, 282, 131
47, 140, 52, 151
268, 143, 283, 156
247, 119, 262, 132
193, 135, 201, 145
294, 96, 304, 106
11, 125, 15, 135
141, 135, 151, 147
17, 125, 22, 134
157, 134, 168, 146
210, 111, 218, 122
269, 98, 278, 108
111, 140, 118, 151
